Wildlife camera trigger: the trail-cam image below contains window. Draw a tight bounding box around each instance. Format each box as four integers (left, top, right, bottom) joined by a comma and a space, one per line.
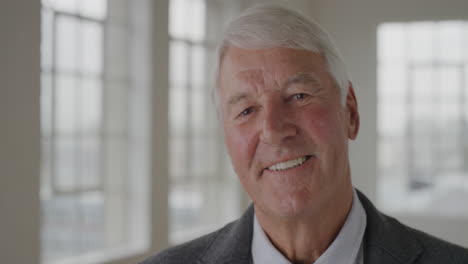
168, 0, 242, 244
377, 21, 468, 216
40, 0, 152, 263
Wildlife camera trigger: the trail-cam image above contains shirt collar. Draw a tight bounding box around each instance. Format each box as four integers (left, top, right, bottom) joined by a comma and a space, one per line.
251, 189, 367, 264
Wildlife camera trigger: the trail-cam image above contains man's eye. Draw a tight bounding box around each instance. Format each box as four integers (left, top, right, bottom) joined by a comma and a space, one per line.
293, 93, 307, 100
239, 107, 254, 117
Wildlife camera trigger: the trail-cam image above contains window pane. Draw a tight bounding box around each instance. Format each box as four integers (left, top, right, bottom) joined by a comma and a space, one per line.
169, 0, 188, 39
188, 0, 206, 41
170, 41, 189, 85
437, 21, 464, 63
42, 195, 80, 260
169, 180, 239, 244
378, 138, 406, 177
79, 137, 101, 189
80, 78, 102, 134
437, 133, 463, 170
378, 103, 406, 138
55, 74, 78, 134
408, 22, 434, 63
54, 137, 78, 191
438, 66, 461, 102
169, 87, 188, 135
56, 15, 79, 72
191, 45, 206, 86
41, 1, 152, 262
409, 137, 433, 188
439, 104, 461, 122
169, 0, 206, 41
377, 21, 468, 216
412, 102, 432, 121
378, 23, 406, 62
77, 192, 105, 250
378, 65, 406, 101
169, 183, 203, 234
411, 67, 433, 102
191, 89, 205, 135
42, 192, 105, 261
81, 21, 104, 75
168, 0, 242, 246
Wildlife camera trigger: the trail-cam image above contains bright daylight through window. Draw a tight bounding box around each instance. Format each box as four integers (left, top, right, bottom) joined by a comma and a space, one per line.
377, 21, 468, 216
40, 0, 151, 263
168, 0, 241, 245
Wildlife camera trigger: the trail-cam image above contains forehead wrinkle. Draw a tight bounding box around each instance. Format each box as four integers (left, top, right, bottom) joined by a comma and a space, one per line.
226, 69, 263, 109
235, 68, 265, 84
282, 72, 321, 90
234, 68, 271, 95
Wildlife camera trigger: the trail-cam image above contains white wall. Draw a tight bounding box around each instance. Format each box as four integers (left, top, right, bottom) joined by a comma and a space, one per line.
246, 0, 313, 14
0, 0, 41, 263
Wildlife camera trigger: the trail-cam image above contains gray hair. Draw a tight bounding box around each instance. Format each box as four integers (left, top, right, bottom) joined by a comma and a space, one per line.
213, 5, 350, 109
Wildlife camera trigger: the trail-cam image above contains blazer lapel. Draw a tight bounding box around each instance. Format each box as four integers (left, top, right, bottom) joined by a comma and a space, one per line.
197, 206, 255, 264
357, 191, 423, 264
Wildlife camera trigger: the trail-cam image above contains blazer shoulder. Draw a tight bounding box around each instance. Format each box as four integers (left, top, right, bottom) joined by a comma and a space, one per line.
139, 221, 237, 264
139, 232, 218, 264
140, 205, 255, 264
405, 225, 468, 263
357, 189, 468, 264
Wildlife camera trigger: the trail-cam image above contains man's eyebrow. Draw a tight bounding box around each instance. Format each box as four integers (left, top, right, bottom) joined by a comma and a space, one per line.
228, 93, 248, 105
282, 72, 321, 89
227, 73, 319, 105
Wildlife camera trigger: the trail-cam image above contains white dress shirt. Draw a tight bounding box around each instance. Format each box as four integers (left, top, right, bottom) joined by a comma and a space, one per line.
252, 189, 367, 264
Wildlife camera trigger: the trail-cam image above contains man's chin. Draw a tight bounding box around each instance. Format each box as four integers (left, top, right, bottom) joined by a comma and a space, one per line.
256, 196, 315, 220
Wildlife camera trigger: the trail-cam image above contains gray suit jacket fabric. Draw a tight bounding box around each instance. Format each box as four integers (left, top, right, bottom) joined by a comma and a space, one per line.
141, 191, 468, 264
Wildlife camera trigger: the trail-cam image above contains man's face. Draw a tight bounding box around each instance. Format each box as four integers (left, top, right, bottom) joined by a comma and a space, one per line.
219, 47, 359, 219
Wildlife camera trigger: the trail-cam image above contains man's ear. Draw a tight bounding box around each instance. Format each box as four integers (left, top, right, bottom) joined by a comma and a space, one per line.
345, 82, 360, 140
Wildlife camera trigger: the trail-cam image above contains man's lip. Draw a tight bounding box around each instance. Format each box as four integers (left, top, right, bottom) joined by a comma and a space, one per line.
261, 155, 316, 173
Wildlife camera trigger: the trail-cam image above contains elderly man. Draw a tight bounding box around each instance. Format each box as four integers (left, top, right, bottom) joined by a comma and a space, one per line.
142, 5, 468, 264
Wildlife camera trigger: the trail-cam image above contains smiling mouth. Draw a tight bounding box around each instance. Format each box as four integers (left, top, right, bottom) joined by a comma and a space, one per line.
267, 155, 313, 171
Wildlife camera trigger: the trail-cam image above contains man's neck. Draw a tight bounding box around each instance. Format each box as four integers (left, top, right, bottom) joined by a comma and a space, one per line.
254, 186, 354, 264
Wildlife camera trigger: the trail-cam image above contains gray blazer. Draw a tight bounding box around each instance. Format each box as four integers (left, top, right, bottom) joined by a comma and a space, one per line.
141, 191, 468, 264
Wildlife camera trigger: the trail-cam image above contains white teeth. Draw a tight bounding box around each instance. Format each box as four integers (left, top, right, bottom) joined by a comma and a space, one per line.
268, 156, 308, 171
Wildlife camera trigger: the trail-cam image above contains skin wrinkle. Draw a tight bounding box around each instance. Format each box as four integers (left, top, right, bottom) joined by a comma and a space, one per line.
220, 46, 360, 263
228, 74, 327, 123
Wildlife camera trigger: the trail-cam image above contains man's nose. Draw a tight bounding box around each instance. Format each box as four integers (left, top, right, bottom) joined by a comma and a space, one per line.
259, 105, 297, 144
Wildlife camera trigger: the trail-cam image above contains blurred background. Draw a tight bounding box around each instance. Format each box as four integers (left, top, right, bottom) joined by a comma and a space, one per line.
1, 0, 467, 263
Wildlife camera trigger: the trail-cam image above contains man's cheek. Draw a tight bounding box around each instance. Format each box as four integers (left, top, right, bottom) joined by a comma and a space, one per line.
306, 108, 346, 140
226, 130, 252, 170
301, 112, 336, 141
